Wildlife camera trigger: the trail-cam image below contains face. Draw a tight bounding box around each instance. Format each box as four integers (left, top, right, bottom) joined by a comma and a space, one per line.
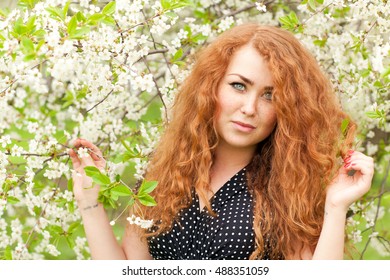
215, 44, 277, 153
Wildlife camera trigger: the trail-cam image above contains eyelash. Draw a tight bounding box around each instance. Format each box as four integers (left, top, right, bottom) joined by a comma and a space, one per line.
229, 82, 245, 91
229, 82, 273, 101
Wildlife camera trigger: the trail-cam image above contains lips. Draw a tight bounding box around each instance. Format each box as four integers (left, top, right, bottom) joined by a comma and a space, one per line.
232, 121, 256, 132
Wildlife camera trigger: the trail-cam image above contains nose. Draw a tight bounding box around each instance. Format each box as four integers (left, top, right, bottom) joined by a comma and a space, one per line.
240, 94, 257, 116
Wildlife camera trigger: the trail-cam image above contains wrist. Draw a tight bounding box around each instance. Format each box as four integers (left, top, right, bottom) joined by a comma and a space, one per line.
324, 202, 349, 219
77, 199, 100, 210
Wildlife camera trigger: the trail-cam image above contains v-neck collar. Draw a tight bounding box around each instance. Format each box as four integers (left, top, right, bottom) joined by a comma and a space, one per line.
194, 167, 247, 213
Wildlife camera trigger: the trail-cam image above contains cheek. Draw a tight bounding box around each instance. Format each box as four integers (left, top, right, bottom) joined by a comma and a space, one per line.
217, 94, 237, 115
261, 107, 277, 128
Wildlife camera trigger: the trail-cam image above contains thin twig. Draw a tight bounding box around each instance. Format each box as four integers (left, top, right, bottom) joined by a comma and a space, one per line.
223, 4, 256, 18
86, 89, 114, 113
141, 56, 168, 121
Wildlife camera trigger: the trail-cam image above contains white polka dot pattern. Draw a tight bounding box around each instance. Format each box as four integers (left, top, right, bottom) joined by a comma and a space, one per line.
148, 168, 256, 260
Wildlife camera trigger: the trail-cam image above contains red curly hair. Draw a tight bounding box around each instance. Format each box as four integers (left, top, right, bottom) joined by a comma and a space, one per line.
141, 23, 356, 259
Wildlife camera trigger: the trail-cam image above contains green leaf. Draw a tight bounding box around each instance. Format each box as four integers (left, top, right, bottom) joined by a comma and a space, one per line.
279, 11, 302, 33
68, 201, 75, 213
102, 2, 116, 15
173, 48, 183, 61
32, 29, 46, 37
21, 36, 34, 53
66, 236, 76, 249
46, 6, 65, 21
67, 15, 77, 35
173, 61, 186, 66
161, 0, 193, 10
341, 118, 350, 135
92, 173, 111, 185
138, 180, 158, 195
192, 33, 207, 43
23, 54, 36, 61
101, 16, 116, 26
87, 13, 105, 24
111, 185, 133, 197
289, 11, 299, 24
308, 0, 317, 10
365, 111, 380, 119
13, 18, 26, 36
67, 177, 73, 192
61, 90, 74, 108
76, 11, 87, 22
84, 166, 101, 176
18, 0, 40, 9
313, 39, 326, 47
381, 67, 390, 78
165, 11, 178, 18
68, 221, 80, 233
279, 15, 293, 27
161, 0, 170, 9
121, 140, 132, 152
69, 26, 90, 39
84, 166, 111, 185
63, 1, 71, 17
138, 193, 157, 206
36, 34, 48, 47
7, 196, 20, 204
4, 246, 12, 260
25, 15, 36, 32
48, 224, 63, 235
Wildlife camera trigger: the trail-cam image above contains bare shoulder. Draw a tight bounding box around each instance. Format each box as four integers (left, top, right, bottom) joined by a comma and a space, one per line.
122, 224, 153, 260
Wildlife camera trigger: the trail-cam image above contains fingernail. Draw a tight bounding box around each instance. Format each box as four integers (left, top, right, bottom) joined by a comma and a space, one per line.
344, 163, 351, 168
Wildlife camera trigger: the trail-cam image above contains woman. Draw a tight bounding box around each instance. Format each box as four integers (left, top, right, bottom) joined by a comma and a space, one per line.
69, 23, 374, 260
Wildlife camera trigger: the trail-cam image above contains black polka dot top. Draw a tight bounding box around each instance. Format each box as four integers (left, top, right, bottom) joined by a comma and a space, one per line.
148, 167, 256, 260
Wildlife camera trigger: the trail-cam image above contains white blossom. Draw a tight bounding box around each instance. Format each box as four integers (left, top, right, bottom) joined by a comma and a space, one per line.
0, 136, 11, 148
77, 147, 90, 159
218, 16, 235, 33
127, 214, 153, 229
255, 2, 267, 13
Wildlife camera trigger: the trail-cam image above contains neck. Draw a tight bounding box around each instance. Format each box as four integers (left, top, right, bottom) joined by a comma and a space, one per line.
212, 141, 256, 174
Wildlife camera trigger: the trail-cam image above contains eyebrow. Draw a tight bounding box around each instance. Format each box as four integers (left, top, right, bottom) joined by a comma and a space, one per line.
228, 73, 274, 90
228, 73, 254, 85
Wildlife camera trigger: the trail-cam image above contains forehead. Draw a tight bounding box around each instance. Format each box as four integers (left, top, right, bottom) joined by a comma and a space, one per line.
226, 44, 273, 87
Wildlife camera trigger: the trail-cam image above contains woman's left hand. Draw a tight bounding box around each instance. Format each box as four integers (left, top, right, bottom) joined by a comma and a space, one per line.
326, 150, 374, 212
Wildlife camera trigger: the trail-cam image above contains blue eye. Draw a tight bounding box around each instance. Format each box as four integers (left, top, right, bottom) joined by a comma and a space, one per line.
263, 91, 273, 101
230, 82, 245, 91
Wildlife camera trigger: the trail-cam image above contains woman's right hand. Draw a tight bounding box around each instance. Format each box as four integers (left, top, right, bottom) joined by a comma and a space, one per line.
68, 138, 106, 205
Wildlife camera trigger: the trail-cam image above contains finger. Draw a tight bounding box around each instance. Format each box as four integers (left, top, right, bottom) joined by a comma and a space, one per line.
72, 138, 104, 161
68, 148, 81, 169
349, 159, 374, 177
344, 152, 373, 167
345, 150, 373, 162
80, 154, 97, 168
79, 139, 102, 155
88, 148, 105, 163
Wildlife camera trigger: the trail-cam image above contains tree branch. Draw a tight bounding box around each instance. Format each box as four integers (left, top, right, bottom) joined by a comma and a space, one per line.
86, 89, 114, 113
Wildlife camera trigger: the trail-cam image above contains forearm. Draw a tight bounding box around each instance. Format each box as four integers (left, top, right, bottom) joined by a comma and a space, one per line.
78, 201, 127, 259
312, 206, 347, 260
